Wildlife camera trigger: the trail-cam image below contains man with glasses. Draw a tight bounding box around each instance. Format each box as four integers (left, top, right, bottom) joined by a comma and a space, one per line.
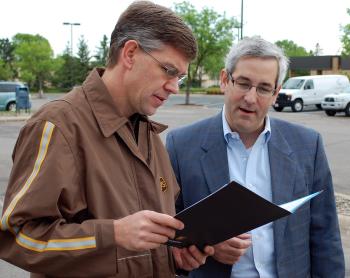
166, 36, 344, 277
0, 1, 213, 277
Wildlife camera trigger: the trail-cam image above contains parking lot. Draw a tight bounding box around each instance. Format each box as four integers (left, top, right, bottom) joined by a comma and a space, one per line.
0, 93, 349, 276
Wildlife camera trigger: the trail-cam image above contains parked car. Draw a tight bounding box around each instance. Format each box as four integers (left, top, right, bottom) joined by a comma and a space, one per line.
273, 75, 350, 112
321, 85, 350, 116
0, 81, 31, 111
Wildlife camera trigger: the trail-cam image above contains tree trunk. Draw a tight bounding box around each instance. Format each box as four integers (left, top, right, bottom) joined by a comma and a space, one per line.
185, 84, 190, 105
198, 68, 203, 88
38, 77, 44, 99
185, 64, 192, 105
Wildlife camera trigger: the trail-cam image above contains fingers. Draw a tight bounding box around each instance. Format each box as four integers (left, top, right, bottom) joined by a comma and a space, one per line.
181, 247, 202, 269
173, 245, 212, 271
148, 211, 184, 231
226, 236, 252, 249
172, 247, 183, 266
113, 210, 184, 252
203, 245, 215, 256
213, 236, 251, 265
237, 233, 251, 240
188, 245, 207, 265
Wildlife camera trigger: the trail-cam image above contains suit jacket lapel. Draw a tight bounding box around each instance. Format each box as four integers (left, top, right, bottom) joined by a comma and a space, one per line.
269, 119, 297, 260
200, 113, 230, 193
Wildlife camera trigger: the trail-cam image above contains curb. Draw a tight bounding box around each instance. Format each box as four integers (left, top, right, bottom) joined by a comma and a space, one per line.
339, 214, 350, 233
336, 192, 350, 199
0, 116, 31, 122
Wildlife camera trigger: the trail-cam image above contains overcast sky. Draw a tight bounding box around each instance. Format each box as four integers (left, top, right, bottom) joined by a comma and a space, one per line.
0, 0, 349, 57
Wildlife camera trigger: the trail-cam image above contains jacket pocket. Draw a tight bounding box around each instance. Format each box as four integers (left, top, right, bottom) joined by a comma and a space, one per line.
115, 248, 153, 278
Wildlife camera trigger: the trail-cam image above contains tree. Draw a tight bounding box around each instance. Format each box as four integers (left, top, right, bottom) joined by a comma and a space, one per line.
175, 1, 237, 104
0, 38, 16, 79
275, 40, 311, 77
93, 35, 109, 67
275, 40, 310, 57
52, 45, 80, 90
0, 59, 12, 80
341, 8, 350, 56
13, 34, 54, 97
76, 36, 91, 84
313, 43, 323, 56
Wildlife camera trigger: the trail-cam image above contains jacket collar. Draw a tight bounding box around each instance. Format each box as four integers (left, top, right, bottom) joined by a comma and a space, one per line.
82, 68, 167, 137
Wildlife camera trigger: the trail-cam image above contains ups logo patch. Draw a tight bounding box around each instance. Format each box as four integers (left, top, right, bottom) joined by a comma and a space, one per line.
160, 177, 167, 192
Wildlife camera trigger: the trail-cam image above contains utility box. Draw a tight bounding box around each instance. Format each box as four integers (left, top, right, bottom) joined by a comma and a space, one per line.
15, 86, 31, 112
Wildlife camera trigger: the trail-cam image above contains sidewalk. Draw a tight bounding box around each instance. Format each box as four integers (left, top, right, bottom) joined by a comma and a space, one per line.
0, 114, 31, 122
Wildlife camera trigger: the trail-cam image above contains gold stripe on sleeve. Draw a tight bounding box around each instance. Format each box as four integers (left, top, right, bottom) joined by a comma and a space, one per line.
0, 121, 97, 252
0, 121, 55, 232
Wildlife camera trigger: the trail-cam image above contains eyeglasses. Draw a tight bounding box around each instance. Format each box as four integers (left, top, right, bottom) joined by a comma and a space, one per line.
140, 47, 187, 85
227, 72, 276, 97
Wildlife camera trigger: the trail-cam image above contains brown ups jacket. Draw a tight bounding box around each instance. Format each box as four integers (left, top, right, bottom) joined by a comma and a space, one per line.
0, 69, 180, 277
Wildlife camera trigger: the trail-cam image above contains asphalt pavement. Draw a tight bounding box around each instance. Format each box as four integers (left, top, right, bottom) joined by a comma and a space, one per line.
0, 93, 349, 277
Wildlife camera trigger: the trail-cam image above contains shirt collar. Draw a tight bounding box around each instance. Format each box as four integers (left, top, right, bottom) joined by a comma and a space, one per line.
82, 68, 167, 137
222, 106, 271, 144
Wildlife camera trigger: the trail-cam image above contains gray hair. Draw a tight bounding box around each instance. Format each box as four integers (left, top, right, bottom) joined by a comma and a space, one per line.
225, 36, 289, 86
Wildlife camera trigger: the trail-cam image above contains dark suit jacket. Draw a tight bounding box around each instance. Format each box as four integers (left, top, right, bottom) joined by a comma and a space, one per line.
166, 112, 344, 278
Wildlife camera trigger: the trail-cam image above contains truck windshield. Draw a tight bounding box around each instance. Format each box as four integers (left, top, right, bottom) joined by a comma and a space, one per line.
282, 79, 305, 89
343, 86, 350, 94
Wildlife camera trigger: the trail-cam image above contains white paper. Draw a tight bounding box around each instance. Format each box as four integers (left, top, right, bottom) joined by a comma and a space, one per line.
279, 191, 323, 213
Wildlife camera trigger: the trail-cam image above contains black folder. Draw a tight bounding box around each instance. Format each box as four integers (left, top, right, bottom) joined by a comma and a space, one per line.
168, 181, 291, 249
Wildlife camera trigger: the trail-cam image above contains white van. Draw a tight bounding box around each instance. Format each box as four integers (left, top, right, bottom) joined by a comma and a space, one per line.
273, 75, 350, 112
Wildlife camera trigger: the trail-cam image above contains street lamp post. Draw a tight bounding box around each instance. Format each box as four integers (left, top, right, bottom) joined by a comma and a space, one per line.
63, 22, 81, 56
240, 0, 243, 39
234, 26, 241, 43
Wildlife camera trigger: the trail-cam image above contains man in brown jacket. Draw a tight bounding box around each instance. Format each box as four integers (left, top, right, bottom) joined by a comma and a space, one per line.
0, 1, 214, 277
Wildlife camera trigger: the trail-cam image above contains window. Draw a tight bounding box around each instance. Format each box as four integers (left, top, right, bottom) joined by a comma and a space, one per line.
0, 83, 23, 93
304, 80, 314, 90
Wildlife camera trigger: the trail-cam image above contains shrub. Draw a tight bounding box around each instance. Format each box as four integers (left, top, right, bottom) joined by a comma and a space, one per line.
179, 87, 206, 94
205, 87, 223, 95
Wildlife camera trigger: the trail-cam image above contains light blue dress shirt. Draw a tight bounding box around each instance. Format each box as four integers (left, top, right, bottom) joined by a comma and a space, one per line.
221, 109, 277, 278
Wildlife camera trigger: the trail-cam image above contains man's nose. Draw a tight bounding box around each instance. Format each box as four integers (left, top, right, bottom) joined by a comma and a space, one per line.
164, 78, 180, 94
243, 86, 258, 103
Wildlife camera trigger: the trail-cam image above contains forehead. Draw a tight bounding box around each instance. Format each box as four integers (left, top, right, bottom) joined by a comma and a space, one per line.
233, 56, 279, 84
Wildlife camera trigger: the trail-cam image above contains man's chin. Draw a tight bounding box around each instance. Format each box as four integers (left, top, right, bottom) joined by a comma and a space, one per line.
143, 107, 158, 116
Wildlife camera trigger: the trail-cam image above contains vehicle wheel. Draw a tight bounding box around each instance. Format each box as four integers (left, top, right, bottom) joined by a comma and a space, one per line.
316, 104, 322, 110
273, 106, 284, 112
345, 103, 350, 117
325, 110, 336, 116
6, 102, 16, 112
291, 99, 303, 112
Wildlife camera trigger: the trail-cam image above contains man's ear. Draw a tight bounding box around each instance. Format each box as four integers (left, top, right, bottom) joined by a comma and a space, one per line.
219, 69, 229, 93
119, 40, 139, 70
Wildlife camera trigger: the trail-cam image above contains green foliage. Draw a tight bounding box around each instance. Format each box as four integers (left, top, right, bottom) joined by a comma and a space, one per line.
12, 34, 54, 92
175, 2, 236, 82
205, 87, 223, 95
0, 38, 16, 79
52, 51, 81, 90
275, 40, 310, 57
341, 8, 350, 56
175, 1, 237, 103
179, 87, 206, 93
0, 59, 12, 80
92, 35, 109, 67
75, 36, 91, 84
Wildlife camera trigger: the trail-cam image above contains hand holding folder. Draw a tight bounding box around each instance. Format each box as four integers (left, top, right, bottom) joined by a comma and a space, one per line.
167, 181, 322, 249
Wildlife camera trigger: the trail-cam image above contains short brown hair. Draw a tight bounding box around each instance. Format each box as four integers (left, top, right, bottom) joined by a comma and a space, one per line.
106, 1, 197, 67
